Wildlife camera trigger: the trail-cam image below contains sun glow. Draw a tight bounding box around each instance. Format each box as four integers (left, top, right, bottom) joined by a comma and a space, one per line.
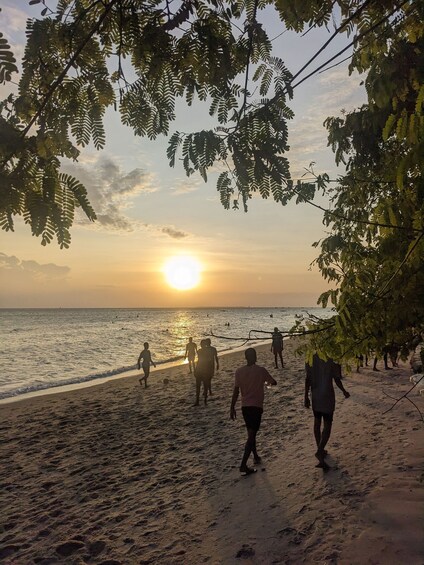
163, 256, 201, 290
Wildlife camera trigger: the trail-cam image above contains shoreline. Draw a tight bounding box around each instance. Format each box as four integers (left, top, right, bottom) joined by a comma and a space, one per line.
1, 339, 423, 563
0, 339, 272, 406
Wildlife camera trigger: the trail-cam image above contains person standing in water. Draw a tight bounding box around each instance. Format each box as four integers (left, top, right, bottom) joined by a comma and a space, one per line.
184, 337, 198, 374
137, 342, 156, 388
230, 348, 277, 475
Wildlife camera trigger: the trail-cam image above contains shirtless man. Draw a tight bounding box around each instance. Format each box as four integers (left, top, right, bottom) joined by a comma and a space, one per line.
184, 337, 198, 374
230, 348, 276, 475
304, 353, 350, 470
194, 339, 210, 405
137, 342, 156, 388
205, 338, 219, 395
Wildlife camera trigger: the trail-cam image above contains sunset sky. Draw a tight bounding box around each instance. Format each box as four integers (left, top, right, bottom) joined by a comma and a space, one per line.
0, 2, 366, 308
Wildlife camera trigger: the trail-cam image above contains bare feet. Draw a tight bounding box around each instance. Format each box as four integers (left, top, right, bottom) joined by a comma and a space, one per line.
315, 450, 328, 459
315, 460, 330, 471
240, 466, 257, 476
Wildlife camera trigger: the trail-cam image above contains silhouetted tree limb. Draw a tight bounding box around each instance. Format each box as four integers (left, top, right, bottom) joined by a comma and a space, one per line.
382, 377, 424, 423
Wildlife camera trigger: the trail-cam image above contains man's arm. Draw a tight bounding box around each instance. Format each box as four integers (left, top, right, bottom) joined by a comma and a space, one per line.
304, 366, 311, 408
335, 377, 350, 398
230, 386, 239, 420
265, 372, 277, 386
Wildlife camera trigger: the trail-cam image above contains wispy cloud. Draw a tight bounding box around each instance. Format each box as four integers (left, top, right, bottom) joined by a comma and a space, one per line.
62, 155, 157, 232
288, 66, 366, 177
0, 253, 70, 279
2, 5, 29, 33
158, 226, 188, 239
62, 155, 193, 239
168, 177, 202, 195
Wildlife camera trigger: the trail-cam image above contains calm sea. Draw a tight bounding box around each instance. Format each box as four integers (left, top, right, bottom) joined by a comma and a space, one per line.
0, 307, 331, 400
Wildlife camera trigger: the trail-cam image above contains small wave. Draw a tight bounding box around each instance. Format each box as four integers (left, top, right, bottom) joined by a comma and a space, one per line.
0, 356, 186, 400
0, 364, 138, 400
0, 342, 269, 401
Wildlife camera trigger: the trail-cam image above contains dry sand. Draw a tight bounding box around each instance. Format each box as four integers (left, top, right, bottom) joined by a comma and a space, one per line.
1, 340, 423, 564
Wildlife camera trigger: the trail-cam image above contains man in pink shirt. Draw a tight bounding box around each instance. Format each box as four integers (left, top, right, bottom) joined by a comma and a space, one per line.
230, 348, 277, 475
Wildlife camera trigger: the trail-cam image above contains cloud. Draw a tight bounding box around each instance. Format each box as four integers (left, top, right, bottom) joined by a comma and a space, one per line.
0, 253, 70, 279
287, 66, 366, 176
2, 5, 29, 33
62, 155, 157, 232
158, 226, 188, 239
169, 177, 202, 195
61, 155, 194, 239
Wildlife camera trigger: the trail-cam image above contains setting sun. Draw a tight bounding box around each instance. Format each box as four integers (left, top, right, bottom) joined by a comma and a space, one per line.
163, 256, 201, 290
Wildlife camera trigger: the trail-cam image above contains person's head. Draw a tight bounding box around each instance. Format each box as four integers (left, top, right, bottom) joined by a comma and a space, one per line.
144, 342, 149, 349
274, 327, 279, 333
245, 347, 257, 366
206, 338, 211, 346
188, 337, 193, 342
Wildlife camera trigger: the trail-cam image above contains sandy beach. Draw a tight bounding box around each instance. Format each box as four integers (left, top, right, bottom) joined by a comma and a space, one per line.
1, 340, 423, 564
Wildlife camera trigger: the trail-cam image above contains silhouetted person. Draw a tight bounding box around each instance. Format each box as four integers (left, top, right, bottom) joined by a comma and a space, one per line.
271, 327, 284, 368
137, 342, 156, 388
388, 343, 399, 367
205, 338, 219, 396
373, 350, 391, 371
184, 337, 198, 374
230, 348, 276, 475
304, 354, 350, 471
194, 339, 212, 406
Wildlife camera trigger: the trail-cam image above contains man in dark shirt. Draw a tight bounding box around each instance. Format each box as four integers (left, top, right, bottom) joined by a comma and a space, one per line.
271, 327, 284, 368
304, 353, 350, 470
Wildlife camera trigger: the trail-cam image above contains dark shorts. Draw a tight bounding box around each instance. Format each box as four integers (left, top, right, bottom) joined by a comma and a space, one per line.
242, 406, 263, 432
313, 410, 333, 423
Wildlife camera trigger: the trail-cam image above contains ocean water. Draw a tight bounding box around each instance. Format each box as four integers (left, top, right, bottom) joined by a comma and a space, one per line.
0, 307, 331, 400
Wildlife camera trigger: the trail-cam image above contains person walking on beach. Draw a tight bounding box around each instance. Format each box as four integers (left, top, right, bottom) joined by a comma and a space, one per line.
230, 348, 277, 475
304, 353, 350, 470
137, 342, 156, 388
205, 338, 219, 396
184, 337, 198, 374
271, 327, 284, 368
194, 339, 212, 405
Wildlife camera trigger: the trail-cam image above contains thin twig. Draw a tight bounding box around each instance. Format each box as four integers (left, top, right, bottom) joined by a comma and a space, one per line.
382, 377, 424, 422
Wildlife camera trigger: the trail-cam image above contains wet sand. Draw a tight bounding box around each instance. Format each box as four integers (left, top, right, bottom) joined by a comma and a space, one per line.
1, 340, 423, 564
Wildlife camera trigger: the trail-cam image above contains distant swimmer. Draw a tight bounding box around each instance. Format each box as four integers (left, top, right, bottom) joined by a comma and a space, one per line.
304, 353, 350, 471
271, 327, 284, 369
184, 337, 198, 374
137, 342, 156, 388
230, 348, 276, 475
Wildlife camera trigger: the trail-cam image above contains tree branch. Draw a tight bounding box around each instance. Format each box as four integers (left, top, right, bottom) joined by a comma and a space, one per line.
383, 377, 424, 422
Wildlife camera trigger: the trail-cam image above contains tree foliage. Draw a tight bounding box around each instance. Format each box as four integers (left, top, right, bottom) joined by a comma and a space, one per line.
291, 2, 424, 364
0, 0, 423, 362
